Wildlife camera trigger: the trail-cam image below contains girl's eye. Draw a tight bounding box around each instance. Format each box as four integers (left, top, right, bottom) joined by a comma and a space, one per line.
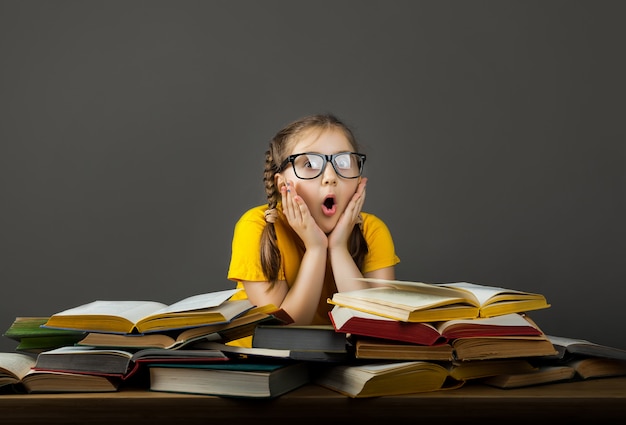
305, 155, 323, 170
335, 154, 351, 169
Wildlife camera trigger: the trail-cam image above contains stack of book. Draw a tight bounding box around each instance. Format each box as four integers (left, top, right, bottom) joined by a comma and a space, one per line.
318, 278, 558, 396
3, 280, 626, 398
0, 288, 292, 395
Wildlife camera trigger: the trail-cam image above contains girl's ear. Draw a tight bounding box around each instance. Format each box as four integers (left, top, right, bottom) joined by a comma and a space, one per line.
274, 173, 285, 189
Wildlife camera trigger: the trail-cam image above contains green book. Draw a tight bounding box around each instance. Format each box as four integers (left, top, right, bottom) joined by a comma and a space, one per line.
3, 317, 85, 353
149, 361, 310, 398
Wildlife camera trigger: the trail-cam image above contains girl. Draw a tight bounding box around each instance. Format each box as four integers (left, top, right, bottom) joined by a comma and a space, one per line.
228, 113, 400, 329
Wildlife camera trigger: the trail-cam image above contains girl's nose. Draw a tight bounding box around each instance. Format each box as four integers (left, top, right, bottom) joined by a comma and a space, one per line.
321, 161, 338, 185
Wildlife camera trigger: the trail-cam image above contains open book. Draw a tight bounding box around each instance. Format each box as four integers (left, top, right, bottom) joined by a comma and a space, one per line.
76, 305, 289, 349
328, 278, 550, 322
0, 352, 120, 392
546, 335, 626, 361
0, 352, 36, 387
314, 361, 463, 398
42, 289, 253, 334
32, 345, 229, 378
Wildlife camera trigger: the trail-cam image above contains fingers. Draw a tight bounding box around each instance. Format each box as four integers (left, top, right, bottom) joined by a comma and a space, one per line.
280, 181, 304, 222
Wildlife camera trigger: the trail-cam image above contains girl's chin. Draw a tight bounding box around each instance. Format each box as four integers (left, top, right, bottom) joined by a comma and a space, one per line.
317, 217, 339, 234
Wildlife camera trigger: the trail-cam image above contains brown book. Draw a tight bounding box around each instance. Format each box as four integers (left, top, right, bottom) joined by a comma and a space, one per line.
568, 357, 626, 380
452, 334, 558, 361
483, 365, 575, 388
445, 358, 536, 381
353, 337, 454, 361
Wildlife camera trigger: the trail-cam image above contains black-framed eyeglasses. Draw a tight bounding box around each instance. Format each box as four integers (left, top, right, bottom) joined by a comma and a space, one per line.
279, 152, 366, 180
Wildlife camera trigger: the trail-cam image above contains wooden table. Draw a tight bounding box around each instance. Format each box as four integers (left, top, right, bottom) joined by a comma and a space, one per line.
1, 377, 625, 425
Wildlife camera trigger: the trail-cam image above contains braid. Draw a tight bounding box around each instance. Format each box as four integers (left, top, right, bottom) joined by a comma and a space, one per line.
260, 148, 282, 287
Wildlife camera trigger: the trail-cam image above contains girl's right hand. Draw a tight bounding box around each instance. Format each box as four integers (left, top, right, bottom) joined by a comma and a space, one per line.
280, 181, 328, 250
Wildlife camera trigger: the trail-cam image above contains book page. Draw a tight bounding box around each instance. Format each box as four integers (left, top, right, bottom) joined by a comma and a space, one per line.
51, 301, 167, 323
358, 278, 477, 302
151, 289, 240, 315
0, 352, 36, 379
439, 282, 527, 306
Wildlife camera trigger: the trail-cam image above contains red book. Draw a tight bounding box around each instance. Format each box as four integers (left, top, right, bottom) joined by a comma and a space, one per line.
329, 306, 542, 345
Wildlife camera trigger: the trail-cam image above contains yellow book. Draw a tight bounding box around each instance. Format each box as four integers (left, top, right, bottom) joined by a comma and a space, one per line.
43, 289, 253, 334
328, 278, 550, 322
76, 305, 286, 349
315, 361, 461, 398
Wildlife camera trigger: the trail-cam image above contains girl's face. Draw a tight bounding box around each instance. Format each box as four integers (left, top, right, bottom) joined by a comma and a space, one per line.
276, 127, 361, 234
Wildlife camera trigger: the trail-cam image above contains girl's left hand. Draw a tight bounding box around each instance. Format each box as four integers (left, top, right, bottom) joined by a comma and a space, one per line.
328, 177, 367, 250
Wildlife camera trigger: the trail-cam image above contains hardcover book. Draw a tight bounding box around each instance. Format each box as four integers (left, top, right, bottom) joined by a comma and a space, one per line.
32, 346, 229, 378
353, 337, 454, 361
76, 305, 288, 349
3, 317, 86, 353
451, 334, 558, 361
42, 289, 253, 334
330, 306, 542, 345
252, 324, 348, 353
149, 361, 310, 398
546, 335, 626, 361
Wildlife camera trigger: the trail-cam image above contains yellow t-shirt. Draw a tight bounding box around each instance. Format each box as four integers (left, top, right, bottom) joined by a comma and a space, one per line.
227, 204, 400, 325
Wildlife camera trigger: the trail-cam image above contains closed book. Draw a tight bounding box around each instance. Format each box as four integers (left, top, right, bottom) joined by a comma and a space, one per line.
252, 324, 348, 353
353, 337, 454, 361
149, 361, 310, 398
21, 370, 120, 393
452, 334, 558, 361
483, 365, 576, 388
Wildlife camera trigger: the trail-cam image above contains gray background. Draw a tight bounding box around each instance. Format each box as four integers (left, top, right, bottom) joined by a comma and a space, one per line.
1, 1, 624, 352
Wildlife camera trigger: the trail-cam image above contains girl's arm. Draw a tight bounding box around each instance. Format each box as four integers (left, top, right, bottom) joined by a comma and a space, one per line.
243, 181, 330, 324
329, 178, 396, 291
242, 244, 327, 324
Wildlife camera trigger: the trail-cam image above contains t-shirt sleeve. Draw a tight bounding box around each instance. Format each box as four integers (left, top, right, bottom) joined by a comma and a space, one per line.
227, 208, 268, 283
361, 213, 401, 274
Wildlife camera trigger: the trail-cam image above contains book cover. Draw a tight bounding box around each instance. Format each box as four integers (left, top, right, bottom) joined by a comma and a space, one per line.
252, 324, 348, 353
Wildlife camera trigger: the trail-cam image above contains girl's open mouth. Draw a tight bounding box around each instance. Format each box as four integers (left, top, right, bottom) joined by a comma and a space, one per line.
322, 196, 336, 216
